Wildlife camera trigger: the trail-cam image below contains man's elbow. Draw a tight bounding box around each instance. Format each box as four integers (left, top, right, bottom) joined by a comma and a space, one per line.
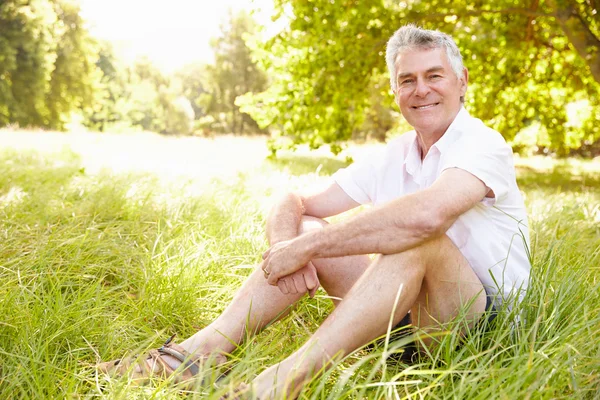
413, 208, 455, 240
277, 192, 305, 211
427, 208, 457, 237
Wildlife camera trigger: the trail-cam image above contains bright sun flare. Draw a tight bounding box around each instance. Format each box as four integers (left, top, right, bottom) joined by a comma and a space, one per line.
79, 0, 276, 72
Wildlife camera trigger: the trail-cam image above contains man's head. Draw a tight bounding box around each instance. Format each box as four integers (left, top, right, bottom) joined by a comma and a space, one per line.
386, 25, 468, 138
386, 25, 465, 96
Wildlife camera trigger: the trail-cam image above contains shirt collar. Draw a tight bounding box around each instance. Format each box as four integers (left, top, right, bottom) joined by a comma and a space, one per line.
431, 106, 469, 154
404, 106, 469, 172
404, 132, 421, 177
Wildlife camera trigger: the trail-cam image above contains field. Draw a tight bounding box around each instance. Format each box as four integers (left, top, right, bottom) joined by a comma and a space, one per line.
0, 129, 599, 399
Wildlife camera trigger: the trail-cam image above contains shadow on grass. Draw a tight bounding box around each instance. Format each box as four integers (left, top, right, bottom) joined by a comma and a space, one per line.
268, 154, 351, 176
516, 164, 600, 192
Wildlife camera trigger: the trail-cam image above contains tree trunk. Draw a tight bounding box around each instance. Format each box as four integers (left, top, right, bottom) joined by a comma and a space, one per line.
551, 0, 600, 84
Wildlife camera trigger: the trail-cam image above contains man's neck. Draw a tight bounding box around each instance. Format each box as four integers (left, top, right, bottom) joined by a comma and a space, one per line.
414, 107, 462, 159
415, 130, 444, 160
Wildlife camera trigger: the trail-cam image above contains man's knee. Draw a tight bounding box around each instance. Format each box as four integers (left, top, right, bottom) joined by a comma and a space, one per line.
383, 234, 455, 265
298, 215, 329, 235
375, 235, 466, 283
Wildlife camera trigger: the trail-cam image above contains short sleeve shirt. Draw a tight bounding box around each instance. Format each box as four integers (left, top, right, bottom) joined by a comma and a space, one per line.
333, 108, 531, 306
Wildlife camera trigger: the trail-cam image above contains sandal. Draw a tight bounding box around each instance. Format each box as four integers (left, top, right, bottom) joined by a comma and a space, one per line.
97, 334, 227, 387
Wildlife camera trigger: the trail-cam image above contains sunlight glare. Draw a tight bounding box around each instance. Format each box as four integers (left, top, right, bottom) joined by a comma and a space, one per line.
80, 0, 277, 71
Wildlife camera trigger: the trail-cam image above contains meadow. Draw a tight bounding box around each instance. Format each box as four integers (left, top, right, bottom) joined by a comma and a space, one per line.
0, 129, 598, 399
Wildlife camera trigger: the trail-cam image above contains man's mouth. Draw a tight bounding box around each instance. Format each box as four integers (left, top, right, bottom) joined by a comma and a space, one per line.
412, 103, 439, 110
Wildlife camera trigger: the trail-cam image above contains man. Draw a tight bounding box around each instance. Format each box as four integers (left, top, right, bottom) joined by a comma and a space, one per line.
99, 25, 531, 399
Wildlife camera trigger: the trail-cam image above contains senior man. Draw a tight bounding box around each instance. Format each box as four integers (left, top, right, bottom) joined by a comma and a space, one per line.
99, 24, 531, 398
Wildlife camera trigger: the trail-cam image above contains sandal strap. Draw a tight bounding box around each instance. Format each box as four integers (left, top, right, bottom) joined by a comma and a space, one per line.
146, 348, 177, 376
157, 343, 201, 377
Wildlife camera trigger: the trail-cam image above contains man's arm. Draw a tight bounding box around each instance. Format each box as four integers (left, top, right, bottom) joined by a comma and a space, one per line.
263, 168, 489, 284
264, 183, 361, 294
265, 183, 361, 245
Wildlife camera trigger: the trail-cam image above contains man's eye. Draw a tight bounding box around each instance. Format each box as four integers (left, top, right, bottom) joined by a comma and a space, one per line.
430, 74, 442, 79
401, 79, 413, 85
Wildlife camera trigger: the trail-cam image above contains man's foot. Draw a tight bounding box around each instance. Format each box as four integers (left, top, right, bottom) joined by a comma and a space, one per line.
97, 335, 227, 387
249, 359, 310, 400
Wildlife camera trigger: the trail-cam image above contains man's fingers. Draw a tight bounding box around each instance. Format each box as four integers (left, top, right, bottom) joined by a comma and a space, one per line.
304, 268, 319, 291
262, 249, 270, 260
303, 273, 319, 298
292, 274, 307, 294
283, 277, 298, 294
277, 280, 288, 295
267, 273, 279, 286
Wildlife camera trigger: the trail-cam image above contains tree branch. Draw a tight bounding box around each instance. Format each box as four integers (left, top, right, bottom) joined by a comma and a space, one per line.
412, 7, 556, 20
405, 3, 600, 85
550, 0, 600, 83
525, 0, 540, 42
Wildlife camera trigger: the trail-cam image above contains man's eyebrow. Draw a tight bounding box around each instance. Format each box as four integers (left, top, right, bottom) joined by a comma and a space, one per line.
397, 65, 445, 80
426, 66, 445, 73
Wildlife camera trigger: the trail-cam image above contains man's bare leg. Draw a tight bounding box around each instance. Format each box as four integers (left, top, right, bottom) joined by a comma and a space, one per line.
160, 217, 371, 369
250, 234, 487, 399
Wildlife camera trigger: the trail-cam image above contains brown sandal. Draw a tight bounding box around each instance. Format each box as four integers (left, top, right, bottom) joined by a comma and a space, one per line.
97, 335, 227, 386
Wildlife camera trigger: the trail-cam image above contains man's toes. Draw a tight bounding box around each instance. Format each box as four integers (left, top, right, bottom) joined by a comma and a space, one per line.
220, 382, 251, 400
97, 359, 122, 374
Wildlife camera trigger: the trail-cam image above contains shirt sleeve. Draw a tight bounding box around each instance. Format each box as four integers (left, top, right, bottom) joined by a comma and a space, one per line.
441, 132, 514, 206
332, 150, 382, 205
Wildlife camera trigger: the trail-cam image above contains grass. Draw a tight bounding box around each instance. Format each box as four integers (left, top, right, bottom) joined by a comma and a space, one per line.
0, 129, 599, 399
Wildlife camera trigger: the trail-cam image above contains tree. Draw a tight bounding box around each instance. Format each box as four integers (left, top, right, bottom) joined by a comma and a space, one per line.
175, 62, 210, 120
83, 40, 128, 132
46, 0, 97, 129
0, 0, 97, 130
202, 10, 268, 134
241, 0, 600, 155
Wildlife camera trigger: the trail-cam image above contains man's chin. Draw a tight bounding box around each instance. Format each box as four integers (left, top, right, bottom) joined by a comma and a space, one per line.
406, 118, 439, 133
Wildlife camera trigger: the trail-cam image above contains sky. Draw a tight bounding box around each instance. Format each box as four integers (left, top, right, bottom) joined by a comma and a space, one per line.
79, 0, 276, 72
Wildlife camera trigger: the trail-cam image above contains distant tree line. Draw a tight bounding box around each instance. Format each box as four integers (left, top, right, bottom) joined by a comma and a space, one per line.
1, 0, 599, 156
0, 1, 265, 136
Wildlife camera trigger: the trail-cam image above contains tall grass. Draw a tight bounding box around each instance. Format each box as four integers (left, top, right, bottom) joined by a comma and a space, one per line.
0, 131, 598, 399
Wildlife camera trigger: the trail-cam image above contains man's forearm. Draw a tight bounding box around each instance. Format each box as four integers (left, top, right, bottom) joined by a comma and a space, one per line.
298, 191, 443, 259
266, 192, 305, 245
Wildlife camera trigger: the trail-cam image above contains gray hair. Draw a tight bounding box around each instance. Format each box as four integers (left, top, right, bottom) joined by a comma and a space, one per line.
385, 24, 465, 93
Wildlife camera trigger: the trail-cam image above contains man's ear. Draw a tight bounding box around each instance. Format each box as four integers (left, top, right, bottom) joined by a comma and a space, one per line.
392, 87, 400, 105
460, 67, 469, 96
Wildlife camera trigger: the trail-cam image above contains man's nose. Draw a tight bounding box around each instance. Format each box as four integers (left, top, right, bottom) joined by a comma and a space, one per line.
414, 79, 430, 97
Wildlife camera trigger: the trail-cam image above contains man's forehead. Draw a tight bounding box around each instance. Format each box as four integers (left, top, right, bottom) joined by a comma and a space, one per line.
394, 47, 449, 74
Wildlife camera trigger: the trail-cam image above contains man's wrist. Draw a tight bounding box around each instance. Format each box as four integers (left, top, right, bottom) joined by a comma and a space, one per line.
297, 229, 323, 261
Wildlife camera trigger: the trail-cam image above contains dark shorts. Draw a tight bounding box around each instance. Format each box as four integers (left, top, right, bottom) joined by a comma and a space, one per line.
394, 290, 497, 329
375, 290, 498, 363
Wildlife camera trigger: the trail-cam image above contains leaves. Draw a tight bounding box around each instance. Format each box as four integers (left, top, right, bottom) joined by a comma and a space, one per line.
0, 0, 97, 130
242, 0, 600, 155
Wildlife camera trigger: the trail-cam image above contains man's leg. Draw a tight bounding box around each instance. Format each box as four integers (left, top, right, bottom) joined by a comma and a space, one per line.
162, 217, 371, 369
250, 234, 487, 398
296, 216, 371, 305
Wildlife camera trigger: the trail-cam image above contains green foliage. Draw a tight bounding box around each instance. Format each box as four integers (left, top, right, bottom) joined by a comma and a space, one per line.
240, 0, 393, 154
84, 53, 195, 135
82, 10, 265, 136
0, 0, 97, 130
202, 10, 268, 134
83, 41, 129, 131
241, 0, 600, 155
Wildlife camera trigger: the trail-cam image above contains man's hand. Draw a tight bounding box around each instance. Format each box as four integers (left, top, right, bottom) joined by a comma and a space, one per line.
262, 238, 313, 285
275, 262, 320, 298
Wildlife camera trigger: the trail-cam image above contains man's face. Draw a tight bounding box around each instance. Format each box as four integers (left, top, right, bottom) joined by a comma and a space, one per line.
393, 47, 467, 137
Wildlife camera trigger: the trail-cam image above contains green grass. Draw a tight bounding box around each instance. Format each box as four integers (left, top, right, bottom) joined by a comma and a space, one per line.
0, 131, 598, 399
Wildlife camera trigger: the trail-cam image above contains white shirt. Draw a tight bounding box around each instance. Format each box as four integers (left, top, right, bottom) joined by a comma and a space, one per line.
333, 108, 531, 306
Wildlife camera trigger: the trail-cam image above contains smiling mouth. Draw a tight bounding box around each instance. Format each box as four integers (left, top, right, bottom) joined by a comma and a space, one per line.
412, 103, 439, 110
